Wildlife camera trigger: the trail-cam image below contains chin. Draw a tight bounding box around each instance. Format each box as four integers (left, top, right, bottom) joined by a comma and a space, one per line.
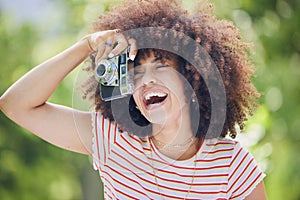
144, 107, 182, 126
142, 107, 166, 124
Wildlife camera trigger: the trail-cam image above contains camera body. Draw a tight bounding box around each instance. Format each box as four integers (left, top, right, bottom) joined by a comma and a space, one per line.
96, 49, 134, 101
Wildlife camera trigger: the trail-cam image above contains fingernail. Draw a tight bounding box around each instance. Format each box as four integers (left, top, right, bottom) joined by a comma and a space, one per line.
108, 52, 115, 58
130, 54, 136, 61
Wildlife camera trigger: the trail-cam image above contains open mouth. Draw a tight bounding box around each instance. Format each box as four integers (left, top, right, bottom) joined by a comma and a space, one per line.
143, 91, 168, 108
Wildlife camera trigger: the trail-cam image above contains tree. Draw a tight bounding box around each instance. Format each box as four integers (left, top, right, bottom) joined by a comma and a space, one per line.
1, 0, 299, 199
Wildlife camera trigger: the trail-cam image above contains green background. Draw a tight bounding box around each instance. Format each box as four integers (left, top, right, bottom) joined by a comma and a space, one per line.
0, 0, 299, 199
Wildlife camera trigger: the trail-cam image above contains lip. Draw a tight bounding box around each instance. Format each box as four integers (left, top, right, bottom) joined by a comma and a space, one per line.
142, 88, 169, 110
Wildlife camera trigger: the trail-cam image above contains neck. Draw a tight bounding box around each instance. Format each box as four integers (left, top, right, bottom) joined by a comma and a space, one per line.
152, 103, 193, 144
151, 103, 199, 160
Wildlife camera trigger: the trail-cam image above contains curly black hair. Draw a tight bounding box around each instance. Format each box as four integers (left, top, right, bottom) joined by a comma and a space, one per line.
81, 0, 260, 139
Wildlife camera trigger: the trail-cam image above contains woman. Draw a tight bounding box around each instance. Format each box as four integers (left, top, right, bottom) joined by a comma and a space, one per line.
0, 0, 267, 199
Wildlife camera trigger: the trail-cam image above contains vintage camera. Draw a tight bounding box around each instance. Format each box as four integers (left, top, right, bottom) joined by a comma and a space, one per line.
95, 49, 134, 101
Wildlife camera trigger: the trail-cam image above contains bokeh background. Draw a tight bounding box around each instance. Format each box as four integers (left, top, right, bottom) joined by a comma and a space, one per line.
0, 0, 299, 199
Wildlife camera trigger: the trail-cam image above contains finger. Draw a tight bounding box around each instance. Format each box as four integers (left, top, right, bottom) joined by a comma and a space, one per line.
95, 41, 106, 64
110, 32, 128, 57
128, 38, 138, 61
99, 36, 115, 61
94, 39, 106, 63
89, 30, 115, 50
92, 29, 119, 62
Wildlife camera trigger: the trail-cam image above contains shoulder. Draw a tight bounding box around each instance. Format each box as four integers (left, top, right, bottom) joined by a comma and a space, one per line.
203, 137, 238, 152
199, 137, 238, 165
201, 137, 255, 168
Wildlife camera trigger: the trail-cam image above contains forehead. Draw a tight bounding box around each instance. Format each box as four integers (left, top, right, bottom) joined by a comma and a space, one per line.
134, 49, 179, 67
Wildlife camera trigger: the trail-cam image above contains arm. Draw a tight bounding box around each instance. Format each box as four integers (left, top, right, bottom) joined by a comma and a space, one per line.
244, 180, 268, 200
0, 30, 136, 155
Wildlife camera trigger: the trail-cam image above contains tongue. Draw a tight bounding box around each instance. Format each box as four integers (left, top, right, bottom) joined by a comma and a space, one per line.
146, 96, 167, 105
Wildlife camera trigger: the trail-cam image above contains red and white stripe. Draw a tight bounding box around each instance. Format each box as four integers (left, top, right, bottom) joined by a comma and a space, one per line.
92, 112, 265, 199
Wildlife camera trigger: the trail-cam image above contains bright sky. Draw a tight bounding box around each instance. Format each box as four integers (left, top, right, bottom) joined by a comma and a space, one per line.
0, 0, 63, 25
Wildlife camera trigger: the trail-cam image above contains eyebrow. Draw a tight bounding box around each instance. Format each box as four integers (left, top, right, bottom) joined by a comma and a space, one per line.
151, 57, 162, 63
135, 56, 162, 66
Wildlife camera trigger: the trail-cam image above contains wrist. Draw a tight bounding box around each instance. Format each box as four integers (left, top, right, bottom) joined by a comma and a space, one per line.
80, 35, 96, 54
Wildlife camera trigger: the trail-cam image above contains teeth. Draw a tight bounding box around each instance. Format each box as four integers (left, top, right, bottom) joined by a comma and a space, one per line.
144, 92, 167, 100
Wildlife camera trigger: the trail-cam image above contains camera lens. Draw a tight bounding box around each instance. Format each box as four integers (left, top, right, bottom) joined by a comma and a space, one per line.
96, 59, 118, 85
96, 64, 106, 76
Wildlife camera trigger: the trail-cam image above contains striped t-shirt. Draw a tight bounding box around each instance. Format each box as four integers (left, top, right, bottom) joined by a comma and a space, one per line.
92, 112, 265, 200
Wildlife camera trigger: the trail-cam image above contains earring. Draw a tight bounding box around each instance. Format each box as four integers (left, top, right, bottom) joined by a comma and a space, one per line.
191, 94, 196, 103
135, 105, 140, 110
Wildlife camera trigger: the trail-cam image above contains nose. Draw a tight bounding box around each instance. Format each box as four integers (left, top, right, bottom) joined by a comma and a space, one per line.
142, 69, 156, 86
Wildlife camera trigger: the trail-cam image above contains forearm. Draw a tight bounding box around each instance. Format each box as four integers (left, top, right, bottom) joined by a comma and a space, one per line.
0, 37, 92, 115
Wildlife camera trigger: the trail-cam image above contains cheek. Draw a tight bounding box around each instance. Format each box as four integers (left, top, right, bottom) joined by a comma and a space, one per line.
133, 90, 143, 108
133, 77, 143, 89
164, 79, 187, 102
132, 78, 142, 99
132, 92, 139, 104
160, 75, 183, 91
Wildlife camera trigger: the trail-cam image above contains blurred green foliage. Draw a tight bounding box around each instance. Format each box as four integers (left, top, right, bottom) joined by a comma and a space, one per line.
0, 0, 299, 199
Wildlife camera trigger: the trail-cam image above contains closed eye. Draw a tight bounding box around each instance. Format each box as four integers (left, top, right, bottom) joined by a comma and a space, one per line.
156, 64, 170, 69
134, 70, 144, 75
134, 70, 142, 74
134, 69, 144, 80
134, 66, 144, 75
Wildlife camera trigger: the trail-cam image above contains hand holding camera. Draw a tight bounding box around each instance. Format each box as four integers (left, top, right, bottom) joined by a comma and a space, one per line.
84, 29, 137, 62
84, 29, 137, 101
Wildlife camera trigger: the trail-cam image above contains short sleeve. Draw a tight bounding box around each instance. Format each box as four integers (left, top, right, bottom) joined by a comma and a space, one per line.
91, 112, 117, 171
227, 141, 266, 199
91, 112, 101, 170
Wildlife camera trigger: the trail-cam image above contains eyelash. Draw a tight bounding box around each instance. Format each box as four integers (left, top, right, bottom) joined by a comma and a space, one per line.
134, 64, 170, 75
134, 70, 143, 75
156, 64, 169, 69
